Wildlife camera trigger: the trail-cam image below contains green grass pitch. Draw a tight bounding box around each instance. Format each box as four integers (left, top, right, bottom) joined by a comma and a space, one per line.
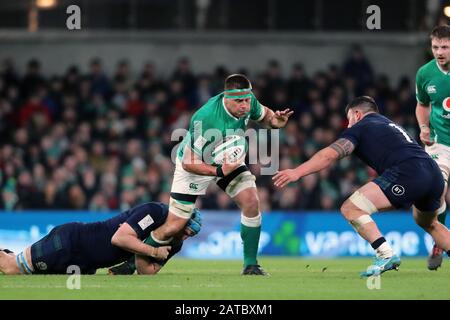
1, 257, 449, 300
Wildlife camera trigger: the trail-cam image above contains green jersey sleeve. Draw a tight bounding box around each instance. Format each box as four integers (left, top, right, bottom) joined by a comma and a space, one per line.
249, 94, 266, 121
415, 68, 430, 105
188, 115, 207, 156
187, 112, 219, 157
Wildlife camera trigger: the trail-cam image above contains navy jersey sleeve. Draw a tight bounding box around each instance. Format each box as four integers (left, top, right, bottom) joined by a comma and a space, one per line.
125, 203, 166, 240
339, 124, 362, 148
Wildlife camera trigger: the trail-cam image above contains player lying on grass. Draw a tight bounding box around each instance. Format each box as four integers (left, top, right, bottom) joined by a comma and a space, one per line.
0, 202, 202, 275
273, 96, 450, 277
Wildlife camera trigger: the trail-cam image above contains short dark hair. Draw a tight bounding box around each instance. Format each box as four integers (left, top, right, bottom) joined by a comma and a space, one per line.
345, 96, 379, 115
224, 74, 251, 90
430, 25, 450, 40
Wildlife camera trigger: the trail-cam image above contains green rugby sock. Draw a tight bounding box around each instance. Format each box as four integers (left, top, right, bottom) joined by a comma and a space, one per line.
144, 233, 160, 247
241, 224, 261, 267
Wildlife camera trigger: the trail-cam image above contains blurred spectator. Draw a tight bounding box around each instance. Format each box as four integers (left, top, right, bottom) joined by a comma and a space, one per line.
172, 57, 196, 100
343, 44, 374, 90
88, 57, 112, 100
21, 59, 45, 98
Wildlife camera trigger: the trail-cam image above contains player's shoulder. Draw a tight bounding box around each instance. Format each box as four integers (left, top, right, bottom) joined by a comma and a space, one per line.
145, 202, 169, 214
131, 202, 168, 217
417, 59, 437, 77
349, 113, 384, 131
364, 113, 391, 127
250, 93, 261, 106
192, 93, 223, 120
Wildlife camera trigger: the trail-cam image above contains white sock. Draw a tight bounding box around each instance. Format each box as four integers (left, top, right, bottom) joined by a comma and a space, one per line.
376, 242, 394, 259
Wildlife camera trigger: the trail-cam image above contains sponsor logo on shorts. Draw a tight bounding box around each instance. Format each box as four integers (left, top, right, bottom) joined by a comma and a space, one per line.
36, 261, 47, 270
391, 184, 405, 196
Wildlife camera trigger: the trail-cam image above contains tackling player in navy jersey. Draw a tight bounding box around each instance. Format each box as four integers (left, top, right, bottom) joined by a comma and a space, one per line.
273, 96, 450, 277
0, 202, 202, 275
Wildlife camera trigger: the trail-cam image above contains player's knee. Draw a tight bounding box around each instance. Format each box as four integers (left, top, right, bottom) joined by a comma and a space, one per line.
225, 171, 257, 198
137, 264, 160, 275
342, 191, 378, 220
242, 195, 259, 213
419, 221, 436, 233
415, 216, 437, 232
169, 197, 195, 219
340, 200, 354, 220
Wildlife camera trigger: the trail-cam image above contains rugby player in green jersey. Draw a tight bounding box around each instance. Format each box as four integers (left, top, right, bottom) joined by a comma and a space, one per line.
415, 25, 450, 270
146, 74, 293, 275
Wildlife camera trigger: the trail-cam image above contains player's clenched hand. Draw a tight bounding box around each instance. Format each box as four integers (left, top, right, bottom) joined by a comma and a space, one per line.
221, 161, 243, 176
272, 169, 300, 188
271, 108, 294, 128
419, 126, 434, 146
149, 245, 171, 260
221, 152, 244, 176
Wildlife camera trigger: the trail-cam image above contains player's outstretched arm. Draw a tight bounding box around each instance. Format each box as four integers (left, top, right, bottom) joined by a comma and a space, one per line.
259, 106, 294, 129
273, 138, 355, 188
111, 223, 171, 260
415, 102, 434, 146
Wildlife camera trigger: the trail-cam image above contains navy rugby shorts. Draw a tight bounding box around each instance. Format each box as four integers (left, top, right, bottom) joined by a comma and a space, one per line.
374, 158, 444, 211
30, 222, 94, 274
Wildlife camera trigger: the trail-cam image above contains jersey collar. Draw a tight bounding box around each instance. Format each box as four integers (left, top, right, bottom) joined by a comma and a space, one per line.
222, 98, 240, 121
435, 60, 450, 75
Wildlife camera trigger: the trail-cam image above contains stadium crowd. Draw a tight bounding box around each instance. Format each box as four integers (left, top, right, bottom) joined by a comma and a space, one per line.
0, 46, 424, 212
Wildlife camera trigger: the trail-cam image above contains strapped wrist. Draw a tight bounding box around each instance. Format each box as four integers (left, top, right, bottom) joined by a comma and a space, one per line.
216, 165, 225, 177
419, 124, 429, 129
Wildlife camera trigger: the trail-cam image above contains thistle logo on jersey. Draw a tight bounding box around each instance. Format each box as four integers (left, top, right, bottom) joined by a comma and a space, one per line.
36, 261, 47, 270
443, 97, 450, 112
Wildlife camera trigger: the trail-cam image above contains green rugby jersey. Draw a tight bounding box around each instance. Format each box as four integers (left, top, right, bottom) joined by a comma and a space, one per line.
416, 59, 450, 146
177, 92, 265, 162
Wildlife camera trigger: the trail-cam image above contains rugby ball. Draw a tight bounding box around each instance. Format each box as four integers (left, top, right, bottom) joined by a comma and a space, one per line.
211, 135, 247, 165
